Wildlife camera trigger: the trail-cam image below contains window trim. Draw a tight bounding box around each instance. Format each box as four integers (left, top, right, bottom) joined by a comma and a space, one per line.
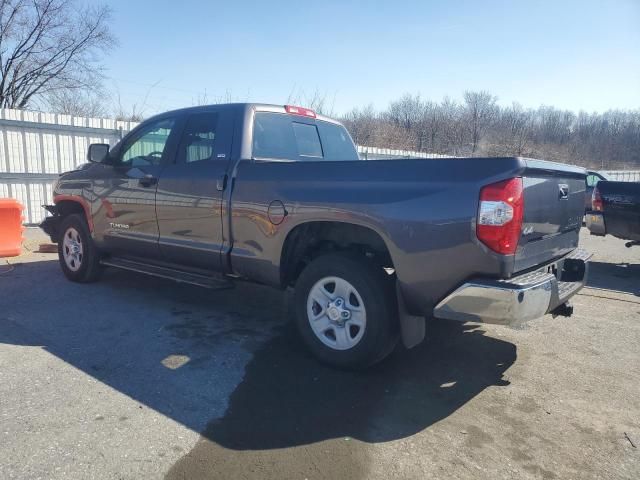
250, 111, 359, 162
291, 121, 324, 159
175, 112, 221, 165
112, 115, 180, 168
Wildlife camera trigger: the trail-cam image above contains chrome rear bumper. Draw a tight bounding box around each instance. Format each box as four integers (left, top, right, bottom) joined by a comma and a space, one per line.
433, 248, 591, 326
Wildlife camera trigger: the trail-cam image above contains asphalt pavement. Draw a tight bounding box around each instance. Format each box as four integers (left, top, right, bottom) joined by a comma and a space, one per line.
1, 229, 638, 479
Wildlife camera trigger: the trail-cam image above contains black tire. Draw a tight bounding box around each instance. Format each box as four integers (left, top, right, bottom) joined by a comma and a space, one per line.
294, 252, 399, 369
57, 213, 102, 283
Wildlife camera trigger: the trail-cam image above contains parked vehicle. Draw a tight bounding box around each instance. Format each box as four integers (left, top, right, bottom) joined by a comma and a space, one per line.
585, 171, 609, 212
41, 103, 591, 368
587, 180, 640, 247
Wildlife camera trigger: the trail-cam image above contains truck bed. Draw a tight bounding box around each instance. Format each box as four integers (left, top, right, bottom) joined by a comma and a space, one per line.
229, 156, 585, 315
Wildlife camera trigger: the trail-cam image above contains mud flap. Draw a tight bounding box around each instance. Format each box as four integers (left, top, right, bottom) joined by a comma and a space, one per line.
396, 282, 426, 349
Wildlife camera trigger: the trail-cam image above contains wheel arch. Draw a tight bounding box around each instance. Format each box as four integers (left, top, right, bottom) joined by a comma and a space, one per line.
54, 195, 94, 232
280, 220, 395, 288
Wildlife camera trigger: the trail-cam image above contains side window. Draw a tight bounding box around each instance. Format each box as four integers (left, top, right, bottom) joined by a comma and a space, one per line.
317, 120, 359, 160
292, 122, 323, 158
120, 118, 175, 167
586, 174, 600, 187
253, 112, 298, 160
177, 113, 219, 164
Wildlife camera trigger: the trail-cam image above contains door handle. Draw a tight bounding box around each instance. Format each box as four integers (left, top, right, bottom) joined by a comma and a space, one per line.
139, 174, 158, 187
216, 174, 228, 191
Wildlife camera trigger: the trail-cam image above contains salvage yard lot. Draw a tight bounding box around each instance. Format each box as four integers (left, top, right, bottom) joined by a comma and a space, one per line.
1, 229, 638, 480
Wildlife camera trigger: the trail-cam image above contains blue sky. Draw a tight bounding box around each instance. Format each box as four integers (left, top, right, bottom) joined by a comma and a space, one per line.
103, 0, 640, 116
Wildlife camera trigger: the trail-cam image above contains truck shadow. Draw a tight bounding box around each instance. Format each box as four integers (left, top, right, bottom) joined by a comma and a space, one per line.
2, 259, 515, 479
165, 320, 515, 479
587, 261, 640, 296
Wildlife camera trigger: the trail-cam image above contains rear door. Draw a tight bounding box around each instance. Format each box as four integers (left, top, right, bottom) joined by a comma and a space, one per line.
155, 109, 234, 270
514, 160, 586, 271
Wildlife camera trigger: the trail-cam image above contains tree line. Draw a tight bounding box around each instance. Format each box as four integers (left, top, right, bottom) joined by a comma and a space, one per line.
340, 92, 640, 169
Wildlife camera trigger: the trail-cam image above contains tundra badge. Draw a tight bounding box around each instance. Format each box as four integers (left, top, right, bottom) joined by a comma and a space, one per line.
109, 222, 130, 230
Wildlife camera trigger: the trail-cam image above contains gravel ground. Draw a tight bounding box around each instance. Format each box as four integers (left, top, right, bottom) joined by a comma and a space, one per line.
0, 228, 638, 480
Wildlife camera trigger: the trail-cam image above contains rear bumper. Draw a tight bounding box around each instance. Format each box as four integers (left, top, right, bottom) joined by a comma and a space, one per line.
586, 212, 606, 236
433, 248, 591, 326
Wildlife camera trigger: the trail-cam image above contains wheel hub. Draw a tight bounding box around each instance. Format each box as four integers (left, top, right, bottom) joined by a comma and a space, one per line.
306, 276, 367, 351
62, 227, 84, 272
327, 297, 351, 326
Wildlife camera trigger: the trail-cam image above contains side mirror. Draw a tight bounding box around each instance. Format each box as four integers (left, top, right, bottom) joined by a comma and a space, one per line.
88, 143, 110, 163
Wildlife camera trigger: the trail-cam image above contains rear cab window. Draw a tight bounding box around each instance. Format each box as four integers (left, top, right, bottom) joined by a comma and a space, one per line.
252, 112, 359, 161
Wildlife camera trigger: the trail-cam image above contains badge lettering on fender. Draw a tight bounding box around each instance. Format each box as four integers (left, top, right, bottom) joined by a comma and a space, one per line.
109, 222, 130, 229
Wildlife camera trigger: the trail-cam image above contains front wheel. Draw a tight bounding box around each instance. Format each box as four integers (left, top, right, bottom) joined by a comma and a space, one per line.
294, 253, 398, 369
58, 214, 102, 283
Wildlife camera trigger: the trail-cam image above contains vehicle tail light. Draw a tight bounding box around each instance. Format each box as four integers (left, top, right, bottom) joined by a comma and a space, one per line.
592, 187, 603, 211
285, 105, 316, 118
477, 177, 524, 255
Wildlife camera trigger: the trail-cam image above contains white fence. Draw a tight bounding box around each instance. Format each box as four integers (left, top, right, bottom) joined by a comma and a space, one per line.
1, 107, 638, 224
601, 170, 640, 182
356, 145, 453, 160
0, 108, 138, 223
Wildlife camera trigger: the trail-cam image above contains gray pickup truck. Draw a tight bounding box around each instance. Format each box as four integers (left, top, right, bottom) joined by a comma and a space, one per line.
41, 103, 590, 368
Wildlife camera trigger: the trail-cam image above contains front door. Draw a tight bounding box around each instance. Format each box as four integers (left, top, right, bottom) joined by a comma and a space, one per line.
155, 109, 233, 270
92, 116, 180, 258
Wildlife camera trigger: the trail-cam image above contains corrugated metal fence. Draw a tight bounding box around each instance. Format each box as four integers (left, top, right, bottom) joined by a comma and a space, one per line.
0, 108, 138, 223
1, 107, 638, 224
601, 170, 640, 182
356, 145, 453, 160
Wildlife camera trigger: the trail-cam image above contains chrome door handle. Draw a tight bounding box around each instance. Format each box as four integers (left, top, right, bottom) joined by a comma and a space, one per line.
216, 174, 228, 191
139, 175, 158, 187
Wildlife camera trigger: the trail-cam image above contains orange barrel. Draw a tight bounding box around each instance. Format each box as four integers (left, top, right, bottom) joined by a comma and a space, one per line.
0, 198, 25, 257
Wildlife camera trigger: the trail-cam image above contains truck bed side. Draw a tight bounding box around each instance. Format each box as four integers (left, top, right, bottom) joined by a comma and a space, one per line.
226, 157, 584, 316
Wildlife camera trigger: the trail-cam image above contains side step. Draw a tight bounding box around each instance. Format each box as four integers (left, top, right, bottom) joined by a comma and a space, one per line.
100, 257, 234, 290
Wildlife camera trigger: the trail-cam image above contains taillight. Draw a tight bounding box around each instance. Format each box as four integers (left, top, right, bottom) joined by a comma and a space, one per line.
592, 187, 603, 211
477, 177, 524, 255
284, 105, 316, 118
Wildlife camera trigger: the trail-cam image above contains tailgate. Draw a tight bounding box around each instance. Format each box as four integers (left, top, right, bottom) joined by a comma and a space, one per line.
514, 159, 585, 272
599, 181, 640, 241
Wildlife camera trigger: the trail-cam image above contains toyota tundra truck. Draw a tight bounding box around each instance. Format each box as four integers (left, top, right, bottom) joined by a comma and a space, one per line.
41, 103, 591, 368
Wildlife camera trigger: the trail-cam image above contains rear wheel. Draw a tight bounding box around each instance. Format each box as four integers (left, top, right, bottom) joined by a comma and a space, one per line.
58, 214, 102, 282
294, 252, 398, 369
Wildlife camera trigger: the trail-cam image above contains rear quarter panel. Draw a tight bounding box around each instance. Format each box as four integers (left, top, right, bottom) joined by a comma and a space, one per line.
228, 157, 529, 315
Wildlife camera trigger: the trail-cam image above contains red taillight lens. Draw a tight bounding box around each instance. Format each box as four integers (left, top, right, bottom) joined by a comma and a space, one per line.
284, 105, 316, 118
477, 177, 524, 255
592, 187, 603, 211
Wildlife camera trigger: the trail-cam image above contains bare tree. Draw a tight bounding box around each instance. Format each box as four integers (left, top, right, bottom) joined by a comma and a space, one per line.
0, 0, 115, 109
286, 87, 336, 116
420, 100, 443, 153
463, 90, 498, 155
342, 104, 377, 146
45, 88, 106, 117
340, 91, 640, 169
488, 102, 533, 156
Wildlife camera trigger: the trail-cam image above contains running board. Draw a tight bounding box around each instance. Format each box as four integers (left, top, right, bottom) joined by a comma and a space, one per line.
100, 257, 234, 290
